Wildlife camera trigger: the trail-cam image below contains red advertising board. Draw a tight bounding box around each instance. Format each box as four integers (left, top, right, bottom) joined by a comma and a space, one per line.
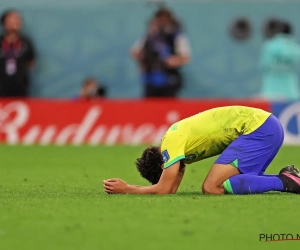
0, 99, 270, 145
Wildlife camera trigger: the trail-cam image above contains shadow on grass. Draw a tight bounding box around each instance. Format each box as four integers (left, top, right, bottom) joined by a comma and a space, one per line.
174, 191, 291, 197
1, 189, 292, 199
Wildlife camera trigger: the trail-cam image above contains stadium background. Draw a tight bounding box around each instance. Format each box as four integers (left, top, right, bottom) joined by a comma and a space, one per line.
0, 0, 299, 145
1, 0, 300, 98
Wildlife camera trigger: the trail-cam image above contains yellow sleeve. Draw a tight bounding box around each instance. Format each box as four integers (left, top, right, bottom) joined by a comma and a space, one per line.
161, 134, 186, 169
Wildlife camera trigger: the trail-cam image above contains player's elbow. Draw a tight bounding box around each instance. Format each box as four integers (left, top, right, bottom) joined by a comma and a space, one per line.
158, 191, 174, 195
202, 182, 221, 195
154, 184, 174, 195
156, 188, 174, 195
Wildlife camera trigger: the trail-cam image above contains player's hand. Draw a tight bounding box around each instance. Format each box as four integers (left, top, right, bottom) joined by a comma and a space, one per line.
103, 178, 128, 194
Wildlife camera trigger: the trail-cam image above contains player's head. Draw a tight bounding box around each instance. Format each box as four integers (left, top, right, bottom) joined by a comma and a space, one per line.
135, 146, 163, 185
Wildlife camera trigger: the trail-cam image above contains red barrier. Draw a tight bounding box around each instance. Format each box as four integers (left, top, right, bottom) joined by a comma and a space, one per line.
0, 99, 271, 145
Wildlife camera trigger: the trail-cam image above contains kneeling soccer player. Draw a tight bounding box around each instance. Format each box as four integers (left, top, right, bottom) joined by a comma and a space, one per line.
103, 106, 300, 195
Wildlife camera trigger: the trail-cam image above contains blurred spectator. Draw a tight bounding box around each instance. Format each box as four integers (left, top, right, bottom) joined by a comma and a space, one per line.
78, 78, 106, 100
131, 7, 191, 98
259, 22, 300, 101
0, 10, 36, 97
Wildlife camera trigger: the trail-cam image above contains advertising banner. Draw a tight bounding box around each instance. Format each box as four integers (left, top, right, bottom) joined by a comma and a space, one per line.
272, 102, 300, 145
0, 99, 271, 145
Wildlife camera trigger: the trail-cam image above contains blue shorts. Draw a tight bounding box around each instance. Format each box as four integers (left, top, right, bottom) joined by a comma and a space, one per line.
215, 114, 284, 175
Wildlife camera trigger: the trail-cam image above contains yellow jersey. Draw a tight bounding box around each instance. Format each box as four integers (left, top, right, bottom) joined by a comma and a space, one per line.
161, 106, 271, 168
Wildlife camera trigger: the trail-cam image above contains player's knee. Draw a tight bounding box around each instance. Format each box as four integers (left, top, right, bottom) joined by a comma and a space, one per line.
202, 181, 220, 195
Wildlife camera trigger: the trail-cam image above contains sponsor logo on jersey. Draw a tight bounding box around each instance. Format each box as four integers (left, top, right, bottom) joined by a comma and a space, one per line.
162, 150, 170, 163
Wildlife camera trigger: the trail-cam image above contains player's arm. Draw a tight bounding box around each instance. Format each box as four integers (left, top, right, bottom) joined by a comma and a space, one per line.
172, 164, 186, 193
107, 164, 185, 194
103, 161, 180, 195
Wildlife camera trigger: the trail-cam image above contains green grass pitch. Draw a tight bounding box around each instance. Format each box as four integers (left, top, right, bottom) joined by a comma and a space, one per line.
0, 145, 299, 250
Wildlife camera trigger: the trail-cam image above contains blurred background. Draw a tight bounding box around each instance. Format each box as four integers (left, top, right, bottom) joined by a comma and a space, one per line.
0, 0, 300, 99
0, 0, 300, 145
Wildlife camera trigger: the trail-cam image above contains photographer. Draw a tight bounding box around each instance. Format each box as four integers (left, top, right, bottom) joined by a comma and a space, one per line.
131, 8, 191, 98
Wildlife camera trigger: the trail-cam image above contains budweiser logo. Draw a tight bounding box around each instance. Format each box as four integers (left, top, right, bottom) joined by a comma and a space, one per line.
0, 101, 30, 144
0, 101, 180, 145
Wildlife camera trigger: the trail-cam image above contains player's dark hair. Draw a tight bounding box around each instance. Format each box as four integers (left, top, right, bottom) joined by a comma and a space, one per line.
135, 146, 163, 185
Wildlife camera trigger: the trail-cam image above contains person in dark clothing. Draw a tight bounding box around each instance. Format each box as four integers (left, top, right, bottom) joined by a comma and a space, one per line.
131, 8, 191, 98
0, 10, 36, 97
